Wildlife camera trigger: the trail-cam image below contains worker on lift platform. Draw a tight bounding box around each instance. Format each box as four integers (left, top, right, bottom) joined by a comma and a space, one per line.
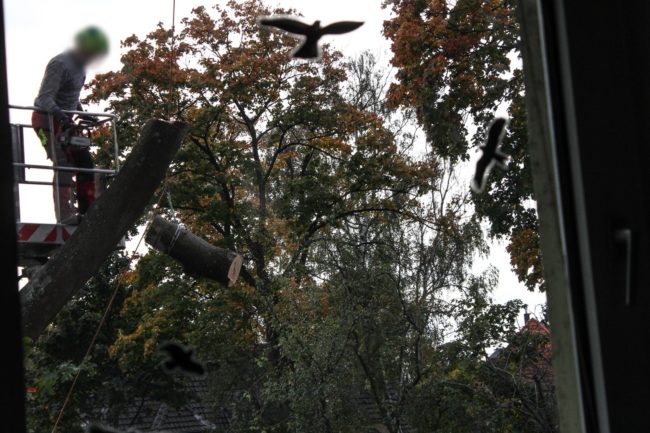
32, 27, 109, 224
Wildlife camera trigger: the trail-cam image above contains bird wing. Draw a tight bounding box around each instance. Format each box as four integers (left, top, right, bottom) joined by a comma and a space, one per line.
484, 117, 508, 154
471, 155, 492, 193
493, 150, 509, 169
258, 16, 312, 35
321, 21, 365, 35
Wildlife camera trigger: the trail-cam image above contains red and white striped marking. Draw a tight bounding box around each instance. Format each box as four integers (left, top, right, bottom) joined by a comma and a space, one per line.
17, 223, 76, 244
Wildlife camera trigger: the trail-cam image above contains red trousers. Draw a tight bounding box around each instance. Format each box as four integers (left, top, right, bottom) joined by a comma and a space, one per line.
32, 111, 96, 218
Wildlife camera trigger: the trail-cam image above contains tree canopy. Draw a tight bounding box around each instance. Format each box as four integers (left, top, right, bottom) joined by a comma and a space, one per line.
25, 1, 556, 432
383, 0, 543, 291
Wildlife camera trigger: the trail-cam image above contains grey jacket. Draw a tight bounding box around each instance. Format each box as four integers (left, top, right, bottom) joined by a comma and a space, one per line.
34, 51, 86, 113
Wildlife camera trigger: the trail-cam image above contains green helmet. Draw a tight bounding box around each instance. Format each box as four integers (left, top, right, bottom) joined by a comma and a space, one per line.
75, 26, 109, 55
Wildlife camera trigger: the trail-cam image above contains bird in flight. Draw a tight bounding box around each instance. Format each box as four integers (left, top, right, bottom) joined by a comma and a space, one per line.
471, 117, 509, 193
160, 342, 206, 376
258, 16, 364, 60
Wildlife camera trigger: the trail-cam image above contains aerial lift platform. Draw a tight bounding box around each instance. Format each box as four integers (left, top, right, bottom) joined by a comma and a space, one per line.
9, 105, 120, 268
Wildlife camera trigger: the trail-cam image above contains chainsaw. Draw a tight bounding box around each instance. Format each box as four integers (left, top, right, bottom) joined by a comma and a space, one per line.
58, 116, 110, 148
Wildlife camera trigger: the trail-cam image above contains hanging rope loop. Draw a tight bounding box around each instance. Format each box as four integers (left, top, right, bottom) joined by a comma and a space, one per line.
166, 189, 179, 223
168, 222, 184, 253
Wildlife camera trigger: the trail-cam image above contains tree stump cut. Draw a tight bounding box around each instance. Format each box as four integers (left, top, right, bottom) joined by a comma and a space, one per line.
145, 216, 243, 287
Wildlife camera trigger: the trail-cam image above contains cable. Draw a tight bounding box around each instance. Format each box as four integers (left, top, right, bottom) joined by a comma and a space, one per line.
50, 186, 169, 433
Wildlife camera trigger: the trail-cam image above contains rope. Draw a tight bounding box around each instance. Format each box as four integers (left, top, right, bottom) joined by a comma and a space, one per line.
166, 189, 178, 222
168, 0, 177, 120
165, 189, 184, 252
51, 1, 179, 418
50, 284, 120, 433
50, 186, 169, 433
168, 223, 184, 253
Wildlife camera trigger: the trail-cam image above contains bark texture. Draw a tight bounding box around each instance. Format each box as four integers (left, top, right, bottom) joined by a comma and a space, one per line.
20, 119, 188, 339
145, 216, 243, 287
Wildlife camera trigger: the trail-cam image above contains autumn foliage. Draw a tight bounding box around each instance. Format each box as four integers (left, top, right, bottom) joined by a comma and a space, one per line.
383, 0, 544, 290
23, 2, 555, 433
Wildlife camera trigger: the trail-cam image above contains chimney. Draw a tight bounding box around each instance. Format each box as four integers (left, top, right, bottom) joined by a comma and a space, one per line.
523, 304, 530, 323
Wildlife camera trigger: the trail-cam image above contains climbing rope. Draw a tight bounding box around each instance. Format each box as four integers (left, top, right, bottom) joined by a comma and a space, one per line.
52, 5, 181, 429
167, 0, 177, 120
50, 185, 169, 433
50, 284, 121, 433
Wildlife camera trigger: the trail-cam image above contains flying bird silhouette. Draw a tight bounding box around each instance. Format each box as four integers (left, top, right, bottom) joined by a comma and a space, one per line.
258, 16, 364, 59
471, 117, 509, 193
160, 342, 206, 376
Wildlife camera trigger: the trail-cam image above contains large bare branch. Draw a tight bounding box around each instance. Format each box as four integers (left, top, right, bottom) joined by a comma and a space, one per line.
20, 119, 188, 340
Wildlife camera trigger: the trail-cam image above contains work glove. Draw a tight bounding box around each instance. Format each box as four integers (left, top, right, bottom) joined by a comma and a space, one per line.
52, 107, 75, 131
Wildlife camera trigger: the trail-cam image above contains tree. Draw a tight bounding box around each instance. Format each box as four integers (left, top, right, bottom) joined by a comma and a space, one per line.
21, 120, 187, 340
24, 254, 192, 433
25, 2, 553, 433
383, 0, 544, 290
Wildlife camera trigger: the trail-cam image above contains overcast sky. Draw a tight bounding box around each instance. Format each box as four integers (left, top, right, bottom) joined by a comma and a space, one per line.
3, 0, 546, 316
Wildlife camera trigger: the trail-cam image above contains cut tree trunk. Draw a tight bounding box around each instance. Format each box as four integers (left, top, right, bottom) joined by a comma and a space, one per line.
145, 216, 243, 287
20, 119, 188, 340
